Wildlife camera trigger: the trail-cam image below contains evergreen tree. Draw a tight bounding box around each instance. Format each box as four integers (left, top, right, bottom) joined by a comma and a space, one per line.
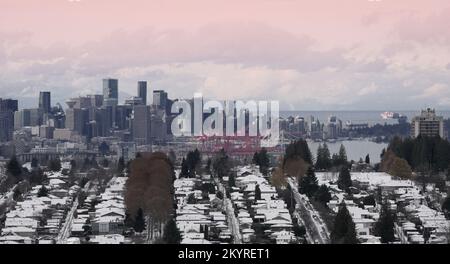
31, 158, 39, 169
180, 158, 189, 178
363, 195, 376, 207
117, 157, 125, 173
255, 184, 262, 201
337, 166, 352, 191
315, 143, 332, 170
298, 166, 319, 197
315, 184, 332, 205
133, 208, 145, 233
228, 172, 236, 188
374, 203, 395, 243
365, 154, 370, 164
442, 197, 450, 218
331, 204, 358, 244
163, 218, 182, 244
337, 144, 348, 166
6, 156, 22, 178
284, 139, 313, 165
48, 159, 62, 172
37, 185, 49, 197
212, 148, 231, 179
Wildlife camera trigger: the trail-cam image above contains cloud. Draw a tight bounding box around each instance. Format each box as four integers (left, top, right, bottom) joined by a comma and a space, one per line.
358, 83, 378, 96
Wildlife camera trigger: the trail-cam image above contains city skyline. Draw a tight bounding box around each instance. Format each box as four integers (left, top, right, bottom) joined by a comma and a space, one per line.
1, 0, 450, 110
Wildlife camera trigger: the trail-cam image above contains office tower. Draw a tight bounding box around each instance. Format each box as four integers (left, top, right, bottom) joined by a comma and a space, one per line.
103, 78, 119, 106
14, 108, 42, 129
132, 105, 152, 145
153, 90, 168, 110
88, 94, 104, 108
0, 98, 18, 142
137, 81, 147, 105
65, 100, 87, 136
39, 91, 51, 113
411, 108, 444, 138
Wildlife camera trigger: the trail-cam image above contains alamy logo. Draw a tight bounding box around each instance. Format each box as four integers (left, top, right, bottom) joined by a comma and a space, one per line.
171, 93, 280, 147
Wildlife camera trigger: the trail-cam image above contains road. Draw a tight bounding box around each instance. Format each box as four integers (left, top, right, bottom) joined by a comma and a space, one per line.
215, 179, 242, 244
56, 198, 79, 244
288, 178, 330, 244
56, 181, 92, 244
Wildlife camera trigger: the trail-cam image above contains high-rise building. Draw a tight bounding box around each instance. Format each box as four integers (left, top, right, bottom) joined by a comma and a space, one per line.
103, 78, 119, 106
132, 105, 152, 145
411, 108, 444, 138
137, 81, 147, 105
0, 98, 18, 142
39, 91, 51, 113
153, 90, 168, 110
65, 100, 87, 136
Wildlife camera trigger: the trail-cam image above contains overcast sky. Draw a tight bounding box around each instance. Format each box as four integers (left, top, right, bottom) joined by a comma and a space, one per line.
1, 0, 450, 110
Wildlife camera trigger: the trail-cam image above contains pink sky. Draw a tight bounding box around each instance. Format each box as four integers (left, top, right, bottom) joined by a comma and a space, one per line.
1, 0, 450, 109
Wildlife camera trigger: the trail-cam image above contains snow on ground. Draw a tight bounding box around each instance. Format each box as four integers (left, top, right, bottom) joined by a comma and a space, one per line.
316, 172, 412, 187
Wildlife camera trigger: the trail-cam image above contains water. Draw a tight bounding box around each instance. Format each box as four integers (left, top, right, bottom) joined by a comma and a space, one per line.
307, 139, 388, 164
280, 110, 450, 126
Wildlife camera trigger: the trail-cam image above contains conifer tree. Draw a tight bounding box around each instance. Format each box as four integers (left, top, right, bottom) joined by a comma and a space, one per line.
337, 166, 352, 191
134, 208, 145, 233
163, 218, 181, 244
374, 203, 395, 243
331, 204, 358, 244
298, 166, 319, 197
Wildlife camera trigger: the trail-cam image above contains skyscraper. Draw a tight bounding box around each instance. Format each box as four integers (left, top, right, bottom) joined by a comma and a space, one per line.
0, 98, 18, 142
39, 91, 51, 113
153, 90, 168, 110
132, 105, 152, 145
137, 81, 147, 105
411, 108, 444, 138
103, 78, 119, 106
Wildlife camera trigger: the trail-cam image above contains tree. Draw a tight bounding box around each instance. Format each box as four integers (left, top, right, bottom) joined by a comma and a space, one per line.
315, 143, 332, 170
101, 158, 109, 168
298, 166, 319, 197
374, 203, 395, 243
37, 185, 49, 197
335, 144, 348, 167
284, 139, 313, 165
331, 204, 358, 244
212, 149, 231, 179
253, 148, 270, 176
117, 157, 125, 173
163, 218, 181, 244
98, 141, 110, 155
216, 191, 224, 200
48, 159, 62, 172
13, 189, 22, 201
124, 152, 174, 240
6, 156, 22, 178
442, 197, 450, 218
168, 150, 177, 166
337, 166, 352, 191
255, 184, 262, 201
31, 158, 39, 169
180, 158, 189, 178
30, 169, 46, 185
133, 208, 146, 233
229, 172, 236, 188
284, 157, 308, 179
380, 150, 412, 179
363, 195, 376, 207
365, 154, 370, 164
315, 184, 332, 205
